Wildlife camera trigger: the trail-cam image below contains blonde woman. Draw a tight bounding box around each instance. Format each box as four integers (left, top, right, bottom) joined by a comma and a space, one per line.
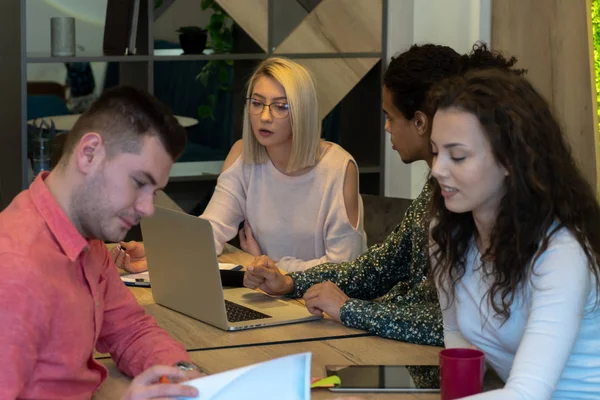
113, 57, 367, 273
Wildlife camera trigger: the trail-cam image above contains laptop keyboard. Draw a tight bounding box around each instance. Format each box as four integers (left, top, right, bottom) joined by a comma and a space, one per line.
225, 300, 273, 322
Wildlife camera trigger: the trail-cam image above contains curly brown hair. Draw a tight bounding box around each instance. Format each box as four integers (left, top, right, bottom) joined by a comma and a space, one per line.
427, 68, 600, 321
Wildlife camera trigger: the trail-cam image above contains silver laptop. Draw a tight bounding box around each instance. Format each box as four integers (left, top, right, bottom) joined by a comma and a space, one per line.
153, 190, 185, 213
140, 205, 322, 331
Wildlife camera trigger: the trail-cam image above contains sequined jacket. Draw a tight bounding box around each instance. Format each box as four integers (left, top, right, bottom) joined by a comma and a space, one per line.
288, 182, 443, 346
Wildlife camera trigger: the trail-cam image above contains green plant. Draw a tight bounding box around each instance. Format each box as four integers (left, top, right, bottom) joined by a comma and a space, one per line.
201, 0, 233, 53
195, 0, 234, 120
196, 59, 233, 120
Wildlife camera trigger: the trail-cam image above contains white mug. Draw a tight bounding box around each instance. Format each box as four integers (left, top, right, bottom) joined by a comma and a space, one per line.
51, 17, 75, 56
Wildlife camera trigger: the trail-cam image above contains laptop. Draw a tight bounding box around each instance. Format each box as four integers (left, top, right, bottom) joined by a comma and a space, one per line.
140, 205, 322, 331
153, 189, 185, 213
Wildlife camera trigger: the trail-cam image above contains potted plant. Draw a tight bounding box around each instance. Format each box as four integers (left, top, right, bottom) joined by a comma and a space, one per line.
195, 0, 235, 119
177, 26, 208, 54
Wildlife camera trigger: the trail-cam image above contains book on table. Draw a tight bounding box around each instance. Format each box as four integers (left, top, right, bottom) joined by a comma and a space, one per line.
182, 353, 311, 400
120, 263, 243, 287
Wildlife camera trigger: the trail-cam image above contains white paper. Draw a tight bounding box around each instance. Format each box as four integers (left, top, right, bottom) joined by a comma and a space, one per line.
120, 263, 241, 283
178, 352, 311, 400
217, 263, 241, 270
121, 271, 150, 282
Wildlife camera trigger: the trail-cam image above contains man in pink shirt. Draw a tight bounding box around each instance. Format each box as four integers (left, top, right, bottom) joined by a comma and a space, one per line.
0, 86, 202, 399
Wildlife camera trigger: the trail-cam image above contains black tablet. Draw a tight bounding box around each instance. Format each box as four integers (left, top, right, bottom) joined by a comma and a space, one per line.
326, 365, 440, 393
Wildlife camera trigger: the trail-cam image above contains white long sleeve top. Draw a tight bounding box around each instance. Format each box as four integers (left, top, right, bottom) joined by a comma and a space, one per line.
437, 227, 600, 399
200, 142, 367, 272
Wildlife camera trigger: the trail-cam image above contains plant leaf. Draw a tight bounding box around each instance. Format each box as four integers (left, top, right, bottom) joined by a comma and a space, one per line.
200, 0, 211, 11
209, 14, 225, 32
197, 105, 213, 119
208, 94, 216, 107
211, 13, 225, 26
593, 0, 600, 133
198, 71, 209, 87
218, 66, 229, 84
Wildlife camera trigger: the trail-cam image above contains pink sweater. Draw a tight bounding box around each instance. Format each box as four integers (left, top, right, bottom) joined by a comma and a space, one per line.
201, 142, 367, 271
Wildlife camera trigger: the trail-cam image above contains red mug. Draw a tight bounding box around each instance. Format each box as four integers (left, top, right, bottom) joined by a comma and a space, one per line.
439, 348, 485, 400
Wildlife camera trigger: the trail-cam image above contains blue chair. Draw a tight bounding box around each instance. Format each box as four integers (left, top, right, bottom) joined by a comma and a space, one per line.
26, 94, 71, 120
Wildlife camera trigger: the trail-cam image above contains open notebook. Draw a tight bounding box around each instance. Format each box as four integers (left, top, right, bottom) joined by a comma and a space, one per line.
121, 263, 242, 287
179, 352, 311, 400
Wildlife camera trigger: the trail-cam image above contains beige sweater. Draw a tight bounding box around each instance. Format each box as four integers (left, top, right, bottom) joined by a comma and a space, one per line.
200, 142, 367, 272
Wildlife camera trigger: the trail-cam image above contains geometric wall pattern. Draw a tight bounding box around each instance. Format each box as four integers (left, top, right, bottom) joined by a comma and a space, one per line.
217, 0, 382, 119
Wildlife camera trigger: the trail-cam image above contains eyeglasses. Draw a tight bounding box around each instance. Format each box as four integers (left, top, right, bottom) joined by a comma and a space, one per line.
246, 98, 290, 119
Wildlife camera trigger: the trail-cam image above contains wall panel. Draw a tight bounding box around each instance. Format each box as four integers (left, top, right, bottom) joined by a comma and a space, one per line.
492, 0, 599, 194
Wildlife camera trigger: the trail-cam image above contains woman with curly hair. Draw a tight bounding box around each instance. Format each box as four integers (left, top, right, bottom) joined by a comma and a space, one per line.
429, 68, 600, 398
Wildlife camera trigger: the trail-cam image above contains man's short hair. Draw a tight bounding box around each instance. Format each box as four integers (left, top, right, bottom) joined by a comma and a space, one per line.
61, 85, 186, 162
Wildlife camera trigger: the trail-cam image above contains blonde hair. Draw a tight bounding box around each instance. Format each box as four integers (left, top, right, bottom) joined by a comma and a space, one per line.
242, 57, 321, 173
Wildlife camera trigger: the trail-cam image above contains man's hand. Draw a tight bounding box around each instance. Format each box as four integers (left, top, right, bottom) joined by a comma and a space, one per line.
302, 281, 350, 322
121, 365, 200, 400
239, 221, 262, 257
183, 369, 206, 380
243, 255, 294, 295
110, 241, 148, 273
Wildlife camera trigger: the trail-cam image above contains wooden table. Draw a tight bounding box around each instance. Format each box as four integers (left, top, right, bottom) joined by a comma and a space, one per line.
93, 337, 443, 400
106, 287, 370, 353
97, 244, 370, 356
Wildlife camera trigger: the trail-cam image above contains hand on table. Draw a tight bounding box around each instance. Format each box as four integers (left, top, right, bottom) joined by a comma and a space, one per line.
110, 241, 148, 273
122, 365, 202, 399
303, 281, 349, 322
244, 255, 294, 295
239, 221, 261, 257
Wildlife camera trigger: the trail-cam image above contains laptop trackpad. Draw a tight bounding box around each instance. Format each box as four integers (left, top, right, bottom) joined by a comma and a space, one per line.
239, 291, 290, 309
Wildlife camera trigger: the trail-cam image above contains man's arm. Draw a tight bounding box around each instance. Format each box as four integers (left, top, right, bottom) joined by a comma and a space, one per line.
95, 245, 190, 377
0, 254, 50, 398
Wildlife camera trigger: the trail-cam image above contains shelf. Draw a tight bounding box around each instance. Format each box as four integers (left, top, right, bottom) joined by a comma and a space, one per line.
26, 50, 268, 63
168, 160, 224, 181
26, 52, 152, 63
152, 50, 266, 62
7, 0, 388, 204
357, 165, 381, 174
26, 51, 383, 64
168, 174, 220, 183
168, 167, 382, 183
166, 161, 381, 183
